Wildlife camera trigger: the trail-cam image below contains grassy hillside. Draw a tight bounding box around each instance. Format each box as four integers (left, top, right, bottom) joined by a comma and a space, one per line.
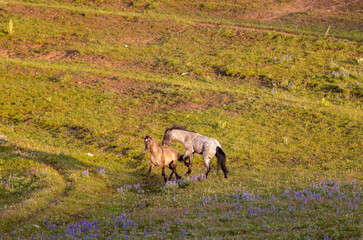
0, 0, 362, 239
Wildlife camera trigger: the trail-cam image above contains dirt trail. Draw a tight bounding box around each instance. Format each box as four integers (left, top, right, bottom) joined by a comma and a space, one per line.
245, 0, 359, 20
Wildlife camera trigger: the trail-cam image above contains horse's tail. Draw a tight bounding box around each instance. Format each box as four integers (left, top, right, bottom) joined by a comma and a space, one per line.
170, 153, 184, 168
216, 147, 228, 178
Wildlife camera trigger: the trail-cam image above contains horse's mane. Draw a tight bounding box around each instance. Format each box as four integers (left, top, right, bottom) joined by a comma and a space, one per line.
165, 125, 195, 134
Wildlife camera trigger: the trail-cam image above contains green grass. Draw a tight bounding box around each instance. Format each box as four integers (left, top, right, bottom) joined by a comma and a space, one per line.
0, 0, 362, 239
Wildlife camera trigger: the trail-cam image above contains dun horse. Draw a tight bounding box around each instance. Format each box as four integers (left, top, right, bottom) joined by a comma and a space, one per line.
162, 126, 228, 178
144, 135, 181, 185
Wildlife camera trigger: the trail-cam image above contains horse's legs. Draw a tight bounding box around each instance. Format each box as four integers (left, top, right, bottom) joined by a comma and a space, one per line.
203, 156, 211, 178
175, 170, 181, 180
169, 161, 181, 180
146, 164, 154, 185
205, 165, 211, 178
168, 166, 174, 181
174, 161, 181, 180
162, 167, 167, 183
168, 172, 174, 181
168, 162, 175, 181
184, 151, 194, 176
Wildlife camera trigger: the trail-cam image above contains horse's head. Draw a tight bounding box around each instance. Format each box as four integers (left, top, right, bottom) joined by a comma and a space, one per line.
162, 128, 173, 146
144, 135, 152, 151
180, 155, 190, 167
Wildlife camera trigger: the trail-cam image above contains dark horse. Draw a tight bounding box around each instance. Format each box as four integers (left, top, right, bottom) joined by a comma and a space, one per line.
162, 126, 228, 178
144, 135, 181, 185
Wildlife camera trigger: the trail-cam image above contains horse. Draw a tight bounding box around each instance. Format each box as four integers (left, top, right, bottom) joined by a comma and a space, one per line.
144, 135, 181, 185
162, 126, 228, 179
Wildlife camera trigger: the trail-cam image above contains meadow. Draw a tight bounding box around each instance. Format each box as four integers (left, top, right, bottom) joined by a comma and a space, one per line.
0, 0, 362, 239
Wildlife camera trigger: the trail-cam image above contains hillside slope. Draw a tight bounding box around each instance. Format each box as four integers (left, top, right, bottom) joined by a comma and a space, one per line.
0, 0, 362, 239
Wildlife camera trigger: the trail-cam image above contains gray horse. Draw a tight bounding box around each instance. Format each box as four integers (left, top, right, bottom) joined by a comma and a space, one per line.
162, 126, 228, 178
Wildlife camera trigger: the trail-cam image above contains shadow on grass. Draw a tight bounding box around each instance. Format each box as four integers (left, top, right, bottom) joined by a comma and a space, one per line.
0, 144, 96, 174
0, 143, 101, 234
0, 143, 98, 206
